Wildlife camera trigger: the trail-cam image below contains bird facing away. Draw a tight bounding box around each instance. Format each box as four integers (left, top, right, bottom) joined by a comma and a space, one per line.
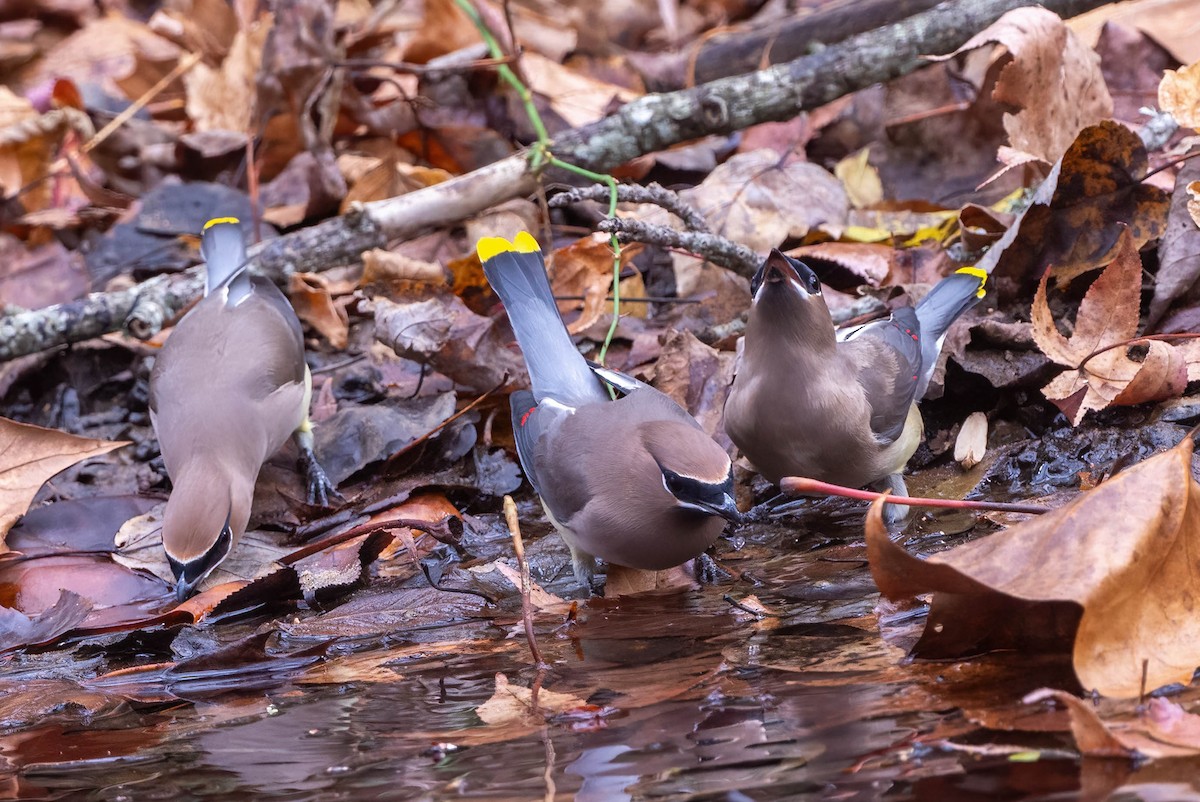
478, 233, 742, 590
723, 250, 986, 506
150, 217, 337, 600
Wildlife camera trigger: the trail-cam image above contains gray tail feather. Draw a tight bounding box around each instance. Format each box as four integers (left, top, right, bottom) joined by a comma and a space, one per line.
201, 220, 251, 301
914, 271, 985, 396
482, 250, 605, 405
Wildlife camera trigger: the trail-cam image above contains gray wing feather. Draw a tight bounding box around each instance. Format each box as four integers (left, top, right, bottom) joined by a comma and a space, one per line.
913, 271, 985, 397
841, 308, 921, 443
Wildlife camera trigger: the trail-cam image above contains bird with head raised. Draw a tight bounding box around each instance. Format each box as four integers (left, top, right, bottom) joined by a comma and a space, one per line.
723, 249, 986, 516
478, 232, 742, 591
150, 217, 338, 600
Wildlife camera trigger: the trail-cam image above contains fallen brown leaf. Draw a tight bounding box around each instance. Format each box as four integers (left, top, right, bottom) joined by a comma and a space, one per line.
548, 235, 640, 335
288, 272, 350, 350
0, 418, 127, 548
476, 673, 589, 726
183, 10, 272, 132
784, 242, 893, 290
374, 292, 528, 392
683, 149, 849, 251
932, 7, 1112, 165
1025, 689, 1200, 758
1032, 228, 1192, 423
603, 563, 695, 596
1159, 60, 1200, 130
978, 121, 1171, 289
521, 51, 639, 129
866, 433, 1200, 698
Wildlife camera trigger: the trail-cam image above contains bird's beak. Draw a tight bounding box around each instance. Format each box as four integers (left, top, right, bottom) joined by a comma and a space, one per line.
175, 577, 197, 603
763, 249, 801, 285
753, 250, 812, 301
698, 492, 744, 525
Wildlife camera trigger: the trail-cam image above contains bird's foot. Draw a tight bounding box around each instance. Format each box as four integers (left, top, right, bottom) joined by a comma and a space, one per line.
298, 448, 342, 507
694, 552, 732, 584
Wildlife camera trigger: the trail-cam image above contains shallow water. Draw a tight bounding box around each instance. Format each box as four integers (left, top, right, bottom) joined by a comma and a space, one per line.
0, 497, 1182, 801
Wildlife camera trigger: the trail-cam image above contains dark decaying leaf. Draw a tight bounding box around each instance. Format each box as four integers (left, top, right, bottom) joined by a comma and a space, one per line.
978, 121, 1171, 289
374, 293, 528, 393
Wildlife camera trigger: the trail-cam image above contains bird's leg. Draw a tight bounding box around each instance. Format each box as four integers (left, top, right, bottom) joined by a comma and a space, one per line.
567, 543, 599, 595
874, 473, 910, 525
294, 421, 341, 506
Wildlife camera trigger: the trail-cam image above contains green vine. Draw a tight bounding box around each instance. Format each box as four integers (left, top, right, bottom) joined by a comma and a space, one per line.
453, 0, 624, 370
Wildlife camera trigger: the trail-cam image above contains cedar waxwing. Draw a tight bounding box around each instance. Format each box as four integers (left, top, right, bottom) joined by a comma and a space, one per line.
478, 233, 741, 590
723, 250, 986, 510
150, 218, 337, 600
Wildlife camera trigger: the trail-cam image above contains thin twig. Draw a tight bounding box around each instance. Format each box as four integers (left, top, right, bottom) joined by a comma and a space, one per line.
385, 377, 505, 466
82, 52, 203, 154
1076, 333, 1200, 372
504, 494, 547, 668
780, 476, 1051, 515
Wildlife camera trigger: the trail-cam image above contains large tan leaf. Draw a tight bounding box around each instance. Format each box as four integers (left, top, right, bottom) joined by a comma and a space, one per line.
867, 435, 1200, 699
0, 418, 128, 548
682, 149, 849, 252
521, 51, 639, 129
933, 7, 1112, 164
183, 12, 273, 131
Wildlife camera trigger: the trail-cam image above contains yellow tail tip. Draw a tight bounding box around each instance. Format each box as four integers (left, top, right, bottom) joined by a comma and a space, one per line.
203, 216, 241, 230
476, 232, 542, 263
956, 265, 988, 298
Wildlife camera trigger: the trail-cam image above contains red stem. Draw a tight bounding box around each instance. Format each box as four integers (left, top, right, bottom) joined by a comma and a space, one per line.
780, 476, 1050, 515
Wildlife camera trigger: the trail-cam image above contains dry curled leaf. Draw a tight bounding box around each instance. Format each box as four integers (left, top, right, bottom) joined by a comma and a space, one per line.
1158, 60, 1200, 130
932, 7, 1112, 165
1032, 229, 1193, 423
549, 235, 641, 335
867, 434, 1200, 699
288, 272, 349, 350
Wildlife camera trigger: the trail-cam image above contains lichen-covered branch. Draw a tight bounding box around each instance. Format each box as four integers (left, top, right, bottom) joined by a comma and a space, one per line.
550, 183, 710, 232
596, 218, 759, 279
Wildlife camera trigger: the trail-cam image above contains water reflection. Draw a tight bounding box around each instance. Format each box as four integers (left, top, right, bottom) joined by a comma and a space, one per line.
0, 517, 1163, 801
